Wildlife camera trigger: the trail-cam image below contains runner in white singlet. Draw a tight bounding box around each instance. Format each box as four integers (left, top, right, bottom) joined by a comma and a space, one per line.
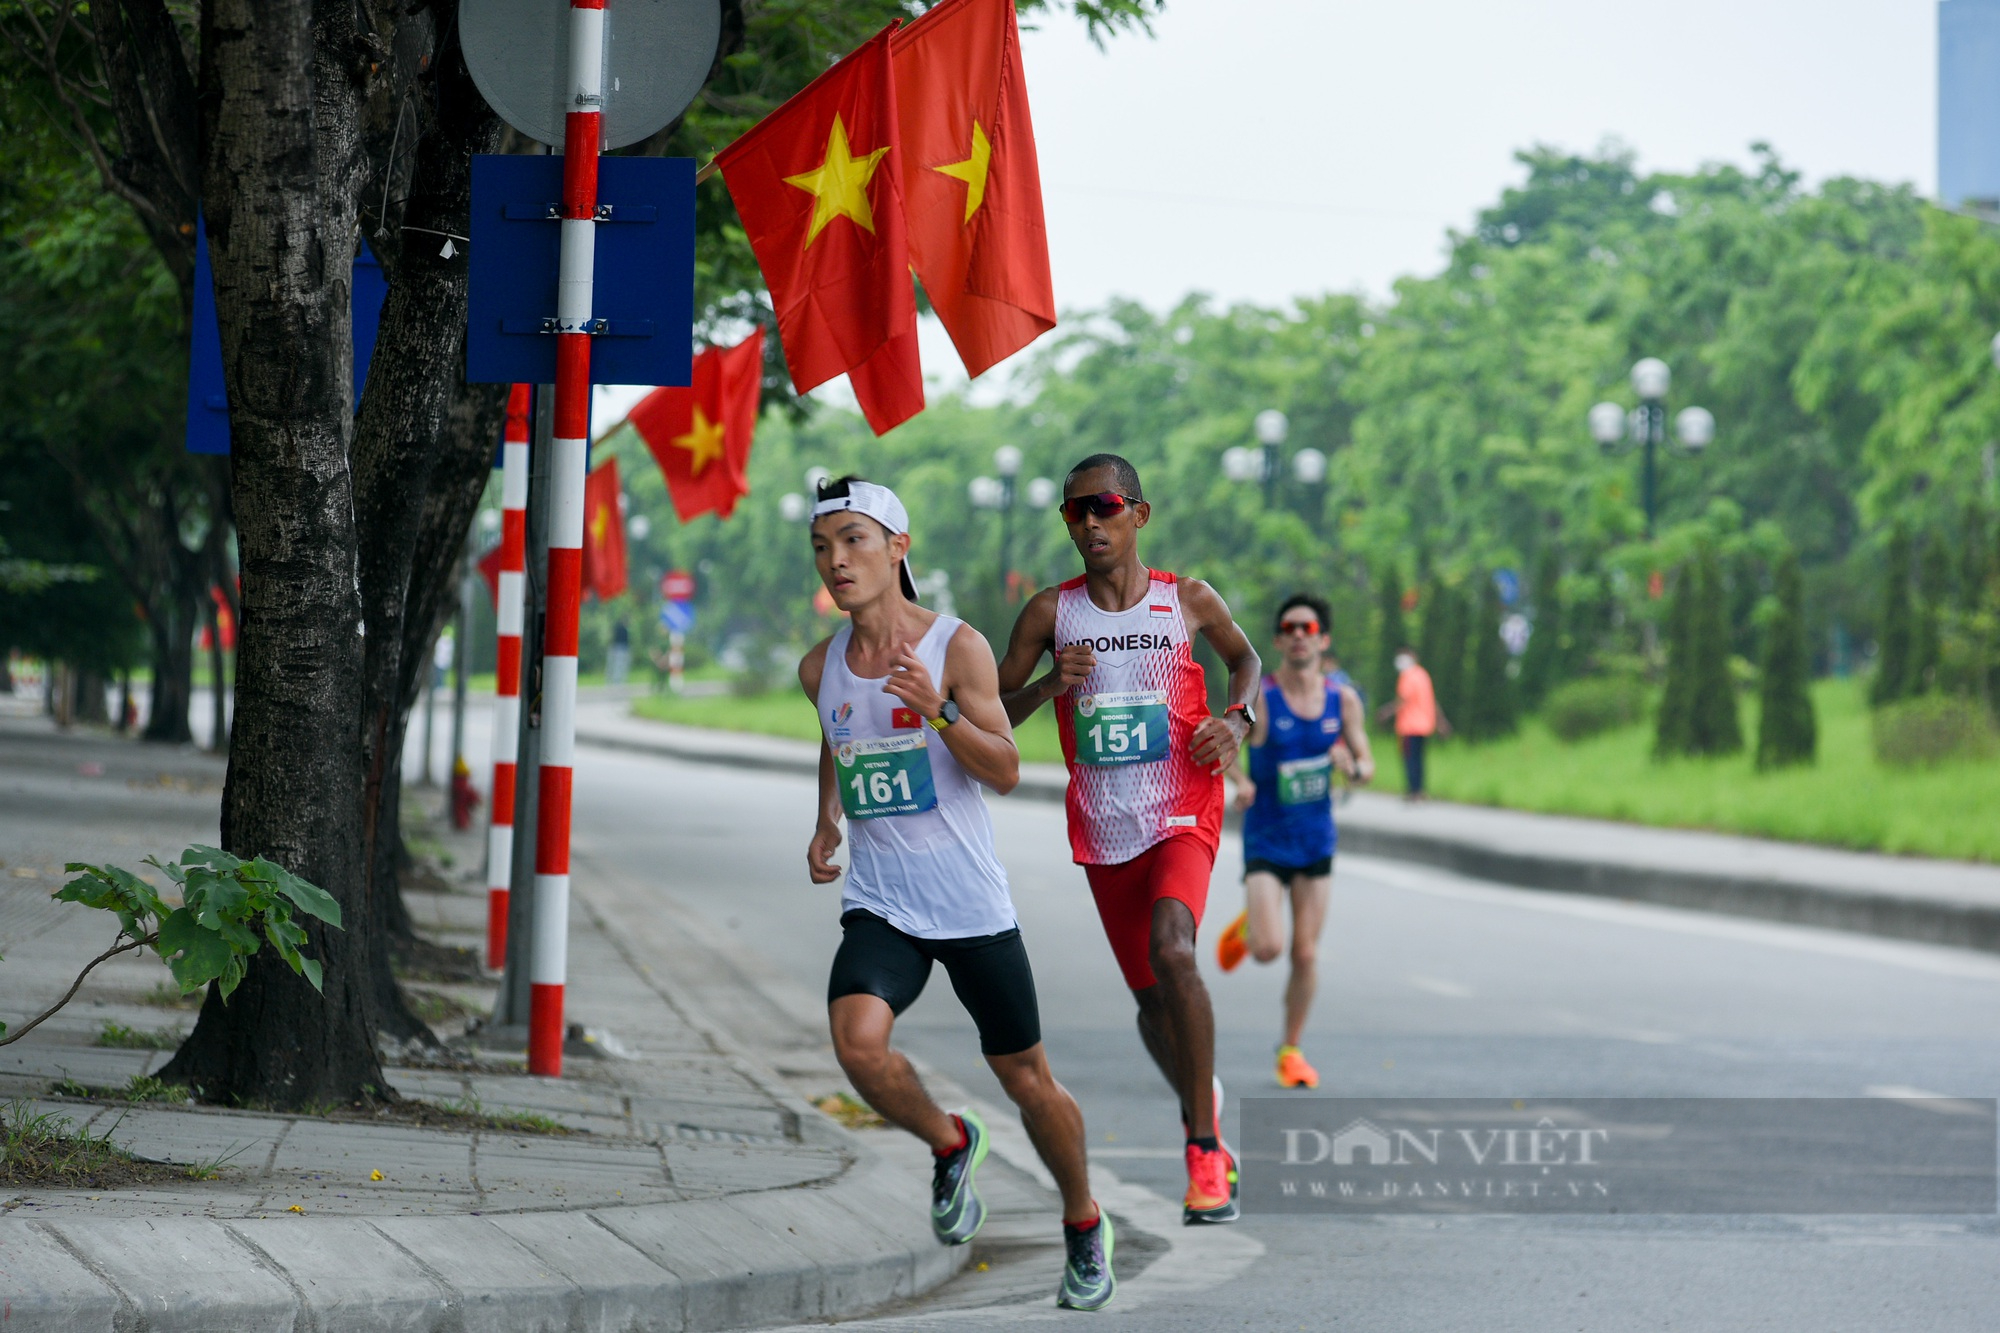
799, 477, 1114, 1309
998, 453, 1263, 1227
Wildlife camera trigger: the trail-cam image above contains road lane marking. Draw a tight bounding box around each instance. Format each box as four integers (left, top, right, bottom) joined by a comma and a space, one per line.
1345, 855, 2000, 984
1864, 1085, 1992, 1116
1407, 974, 1474, 998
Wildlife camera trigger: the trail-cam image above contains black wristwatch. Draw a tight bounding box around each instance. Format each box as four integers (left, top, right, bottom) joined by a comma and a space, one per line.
1225, 701, 1255, 731
928, 698, 961, 731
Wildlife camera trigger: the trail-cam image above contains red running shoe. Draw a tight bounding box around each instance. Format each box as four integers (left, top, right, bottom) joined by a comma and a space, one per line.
1183, 1140, 1240, 1224
1216, 910, 1250, 972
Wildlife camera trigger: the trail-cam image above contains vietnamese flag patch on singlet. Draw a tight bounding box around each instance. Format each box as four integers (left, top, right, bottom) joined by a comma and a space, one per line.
891, 707, 922, 729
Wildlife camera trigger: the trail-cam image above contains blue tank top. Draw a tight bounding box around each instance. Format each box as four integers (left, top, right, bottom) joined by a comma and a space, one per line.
1243, 675, 1343, 866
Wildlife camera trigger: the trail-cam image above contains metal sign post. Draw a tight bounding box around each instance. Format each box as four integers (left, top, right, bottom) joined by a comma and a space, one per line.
462, 0, 716, 1077
520, 0, 610, 1078
498, 383, 554, 1033
484, 386, 532, 970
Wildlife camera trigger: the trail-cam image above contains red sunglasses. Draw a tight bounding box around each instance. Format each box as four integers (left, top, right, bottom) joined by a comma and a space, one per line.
1059, 492, 1135, 523
1278, 619, 1322, 637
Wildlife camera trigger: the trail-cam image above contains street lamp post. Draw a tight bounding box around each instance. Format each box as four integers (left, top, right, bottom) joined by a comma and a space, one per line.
1589, 358, 1714, 538
970, 447, 1053, 606
995, 445, 1021, 602
1221, 408, 1327, 505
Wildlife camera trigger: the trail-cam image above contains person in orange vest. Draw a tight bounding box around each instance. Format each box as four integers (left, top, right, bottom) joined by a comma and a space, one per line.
1385, 646, 1450, 801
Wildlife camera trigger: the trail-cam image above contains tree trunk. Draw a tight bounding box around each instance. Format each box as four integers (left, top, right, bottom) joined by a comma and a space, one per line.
348, 21, 506, 1042
161, 0, 384, 1109
74, 669, 110, 725
141, 597, 196, 743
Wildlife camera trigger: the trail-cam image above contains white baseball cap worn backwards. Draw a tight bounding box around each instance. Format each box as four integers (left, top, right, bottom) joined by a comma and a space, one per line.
811, 480, 919, 601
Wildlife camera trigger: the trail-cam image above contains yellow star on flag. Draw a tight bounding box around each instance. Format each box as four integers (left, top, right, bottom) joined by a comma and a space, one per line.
784, 115, 890, 246
588, 505, 608, 545
671, 405, 728, 475
933, 120, 992, 224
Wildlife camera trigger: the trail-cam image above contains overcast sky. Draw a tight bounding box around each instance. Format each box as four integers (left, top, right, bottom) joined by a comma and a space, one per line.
600, 0, 1940, 428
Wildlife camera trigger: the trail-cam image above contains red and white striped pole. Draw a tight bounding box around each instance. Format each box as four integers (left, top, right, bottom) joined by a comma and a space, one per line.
529, 0, 604, 1077
485, 383, 532, 971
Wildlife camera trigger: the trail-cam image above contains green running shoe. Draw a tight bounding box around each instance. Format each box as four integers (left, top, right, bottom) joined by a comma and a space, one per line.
930, 1109, 988, 1246
1056, 1209, 1116, 1311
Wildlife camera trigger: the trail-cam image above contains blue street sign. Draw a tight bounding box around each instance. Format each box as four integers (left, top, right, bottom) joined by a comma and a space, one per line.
1493, 568, 1522, 607
661, 600, 696, 635
186, 227, 388, 454
466, 155, 696, 387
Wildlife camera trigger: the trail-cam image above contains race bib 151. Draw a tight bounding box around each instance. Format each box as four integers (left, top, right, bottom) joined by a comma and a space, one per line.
1074, 690, 1169, 766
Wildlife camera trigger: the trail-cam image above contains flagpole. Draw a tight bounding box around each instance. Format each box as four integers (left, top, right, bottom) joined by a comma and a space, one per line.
527, 0, 606, 1079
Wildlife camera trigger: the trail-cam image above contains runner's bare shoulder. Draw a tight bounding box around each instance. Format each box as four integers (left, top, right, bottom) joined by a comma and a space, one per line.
1176, 577, 1232, 629
798, 636, 836, 702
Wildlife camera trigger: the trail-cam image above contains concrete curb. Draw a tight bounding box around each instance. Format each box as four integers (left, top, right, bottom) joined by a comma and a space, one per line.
2, 1143, 958, 1333
575, 712, 2000, 957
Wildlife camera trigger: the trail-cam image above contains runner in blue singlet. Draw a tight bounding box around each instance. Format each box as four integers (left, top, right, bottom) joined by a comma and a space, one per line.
1217, 593, 1374, 1089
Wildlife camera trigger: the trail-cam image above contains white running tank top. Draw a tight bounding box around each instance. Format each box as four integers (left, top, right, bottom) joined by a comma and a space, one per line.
1054, 571, 1224, 865
817, 616, 1017, 939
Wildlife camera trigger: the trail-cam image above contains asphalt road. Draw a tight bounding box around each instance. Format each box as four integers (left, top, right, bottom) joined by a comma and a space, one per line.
457, 708, 2000, 1331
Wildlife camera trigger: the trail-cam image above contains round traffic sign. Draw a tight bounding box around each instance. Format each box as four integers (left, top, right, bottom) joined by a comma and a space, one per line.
462, 0, 723, 150
661, 569, 695, 601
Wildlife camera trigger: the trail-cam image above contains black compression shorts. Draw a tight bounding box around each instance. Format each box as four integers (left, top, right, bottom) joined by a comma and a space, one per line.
1244, 855, 1333, 882
828, 909, 1042, 1057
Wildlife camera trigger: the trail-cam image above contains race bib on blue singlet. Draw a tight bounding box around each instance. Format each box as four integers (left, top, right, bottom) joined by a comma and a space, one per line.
835, 733, 939, 820
1276, 754, 1332, 805
1074, 690, 1169, 766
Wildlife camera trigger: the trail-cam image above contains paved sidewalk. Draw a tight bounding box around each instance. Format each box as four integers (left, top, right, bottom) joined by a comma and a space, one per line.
0, 713, 966, 1331
574, 699, 2000, 954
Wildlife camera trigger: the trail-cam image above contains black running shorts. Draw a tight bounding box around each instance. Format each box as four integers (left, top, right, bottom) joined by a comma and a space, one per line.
828, 909, 1042, 1057
1244, 855, 1333, 882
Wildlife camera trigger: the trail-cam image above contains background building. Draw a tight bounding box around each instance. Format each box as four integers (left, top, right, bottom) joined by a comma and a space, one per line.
1940, 0, 2000, 212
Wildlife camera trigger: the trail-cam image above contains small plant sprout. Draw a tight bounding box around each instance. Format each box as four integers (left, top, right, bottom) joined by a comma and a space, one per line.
0, 846, 342, 1049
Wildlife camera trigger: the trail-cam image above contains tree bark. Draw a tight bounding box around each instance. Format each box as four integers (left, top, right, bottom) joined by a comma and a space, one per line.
161, 0, 384, 1109
141, 595, 197, 743
348, 18, 505, 1043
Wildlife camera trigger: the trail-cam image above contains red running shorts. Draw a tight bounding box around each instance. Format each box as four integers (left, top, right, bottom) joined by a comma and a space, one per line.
1083, 834, 1216, 990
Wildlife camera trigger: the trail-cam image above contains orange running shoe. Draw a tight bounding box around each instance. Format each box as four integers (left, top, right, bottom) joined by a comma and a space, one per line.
1183, 1141, 1240, 1225
1276, 1045, 1319, 1089
1216, 910, 1250, 972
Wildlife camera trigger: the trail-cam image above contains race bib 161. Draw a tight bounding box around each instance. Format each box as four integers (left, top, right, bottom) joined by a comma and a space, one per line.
836, 733, 939, 820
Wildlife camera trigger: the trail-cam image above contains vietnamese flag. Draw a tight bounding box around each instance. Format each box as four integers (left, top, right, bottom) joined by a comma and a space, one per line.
716, 26, 923, 435
477, 545, 505, 608
893, 0, 1055, 378
629, 327, 765, 522
580, 457, 628, 601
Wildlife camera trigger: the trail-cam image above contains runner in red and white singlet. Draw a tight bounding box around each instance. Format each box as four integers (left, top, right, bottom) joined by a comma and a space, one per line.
1053, 570, 1224, 866
1000, 453, 1263, 1227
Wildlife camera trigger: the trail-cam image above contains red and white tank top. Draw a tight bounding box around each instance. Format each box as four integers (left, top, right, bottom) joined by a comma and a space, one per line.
1054, 570, 1223, 865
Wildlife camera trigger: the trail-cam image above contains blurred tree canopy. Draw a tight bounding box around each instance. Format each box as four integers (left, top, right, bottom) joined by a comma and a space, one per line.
591, 143, 2000, 713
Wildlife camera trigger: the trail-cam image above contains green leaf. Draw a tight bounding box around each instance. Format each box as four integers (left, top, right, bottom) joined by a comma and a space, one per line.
256, 860, 341, 926
298, 957, 324, 993
181, 844, 243, 873
185, 872, 249, 930
157, 908, 234, 993
217, 953, 247, 1002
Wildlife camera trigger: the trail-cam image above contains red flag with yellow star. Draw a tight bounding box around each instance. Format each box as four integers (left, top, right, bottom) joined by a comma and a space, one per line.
581, 457, 628, 601
629, 327, 765, 523
893, 0, 1055, 379
716, 25, 923, 435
